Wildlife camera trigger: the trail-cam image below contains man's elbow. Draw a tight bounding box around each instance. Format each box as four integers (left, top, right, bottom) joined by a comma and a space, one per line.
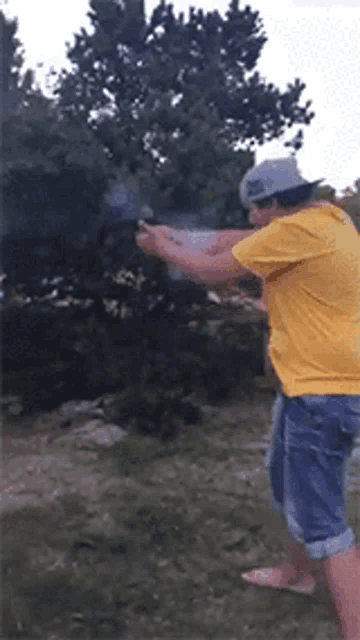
225, 260, 253, 283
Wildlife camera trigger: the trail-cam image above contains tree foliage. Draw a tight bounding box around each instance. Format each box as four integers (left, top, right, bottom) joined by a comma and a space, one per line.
313, 181, 360, 233
0, 10, 34, 123
2, 0, 317, 234
337, 180, 360, 232
50, 0, 315, 220
0, 10, 115, 236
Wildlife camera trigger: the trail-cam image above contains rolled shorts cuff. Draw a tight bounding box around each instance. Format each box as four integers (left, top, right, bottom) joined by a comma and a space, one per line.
266, 390, 360, 561
304, 527, 356, 560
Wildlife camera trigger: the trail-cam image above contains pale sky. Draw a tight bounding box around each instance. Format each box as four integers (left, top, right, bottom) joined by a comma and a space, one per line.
2, 0, 360, 197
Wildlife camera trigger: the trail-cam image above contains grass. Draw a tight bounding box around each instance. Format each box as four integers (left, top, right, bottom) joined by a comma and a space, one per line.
1, 390, 356, 639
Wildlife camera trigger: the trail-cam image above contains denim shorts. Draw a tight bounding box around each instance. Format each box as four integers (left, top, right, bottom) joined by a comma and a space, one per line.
266, 389, 360, 560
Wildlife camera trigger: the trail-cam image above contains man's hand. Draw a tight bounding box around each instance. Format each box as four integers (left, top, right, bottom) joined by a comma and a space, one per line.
155, 225, 184, 246
136, 221, 167, 259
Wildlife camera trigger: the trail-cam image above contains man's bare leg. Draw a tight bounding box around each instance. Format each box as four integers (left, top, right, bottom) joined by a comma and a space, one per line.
281, 535, 314, 585
320, 545, 360, 640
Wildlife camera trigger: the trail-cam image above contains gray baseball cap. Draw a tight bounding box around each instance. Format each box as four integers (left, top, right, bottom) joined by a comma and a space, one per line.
239, 157, 324, 209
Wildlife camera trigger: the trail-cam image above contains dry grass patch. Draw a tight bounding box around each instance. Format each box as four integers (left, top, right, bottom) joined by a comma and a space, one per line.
1, 391, 351, 639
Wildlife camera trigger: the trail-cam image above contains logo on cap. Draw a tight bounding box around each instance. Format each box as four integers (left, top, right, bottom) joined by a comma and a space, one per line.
247, 179, 265, 198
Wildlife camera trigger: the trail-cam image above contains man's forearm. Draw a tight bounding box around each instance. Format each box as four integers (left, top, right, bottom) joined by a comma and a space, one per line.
158, 236, 203, 280
159, 228, 257, 256
157, 235, 251, 285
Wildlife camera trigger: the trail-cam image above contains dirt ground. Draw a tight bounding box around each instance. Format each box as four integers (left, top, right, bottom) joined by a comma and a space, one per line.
1, 386, 359, 639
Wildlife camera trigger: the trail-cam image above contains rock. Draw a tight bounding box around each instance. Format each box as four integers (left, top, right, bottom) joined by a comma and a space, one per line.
98, 393, 120, 420
198, 405, 218, 417
54, 420, 128, 450
60, 399, 104, 417
207, 291, 221, 305
0, 394, 23, 416
206, 285, 256, 310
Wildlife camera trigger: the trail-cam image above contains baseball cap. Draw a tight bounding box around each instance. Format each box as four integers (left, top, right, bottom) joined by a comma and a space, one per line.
239, 157, 325, 209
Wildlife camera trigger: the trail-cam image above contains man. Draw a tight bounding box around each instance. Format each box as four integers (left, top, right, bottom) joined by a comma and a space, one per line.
136, 157, 360, 639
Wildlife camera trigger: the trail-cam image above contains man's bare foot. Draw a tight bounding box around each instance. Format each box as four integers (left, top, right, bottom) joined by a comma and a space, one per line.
241, 566, 316, 594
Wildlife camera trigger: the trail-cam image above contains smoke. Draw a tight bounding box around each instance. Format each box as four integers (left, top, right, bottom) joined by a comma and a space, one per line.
103, 171, 149, 225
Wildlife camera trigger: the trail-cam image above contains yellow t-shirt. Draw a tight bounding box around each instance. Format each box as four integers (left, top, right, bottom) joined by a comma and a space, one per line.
231, 203, 360, 397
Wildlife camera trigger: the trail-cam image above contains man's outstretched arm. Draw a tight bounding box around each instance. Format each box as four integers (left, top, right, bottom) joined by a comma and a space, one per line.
157, 235, 253, 285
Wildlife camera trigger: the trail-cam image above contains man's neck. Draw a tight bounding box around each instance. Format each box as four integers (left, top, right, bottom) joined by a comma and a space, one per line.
283, 200, 329, 215
270, 200, 330, 222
